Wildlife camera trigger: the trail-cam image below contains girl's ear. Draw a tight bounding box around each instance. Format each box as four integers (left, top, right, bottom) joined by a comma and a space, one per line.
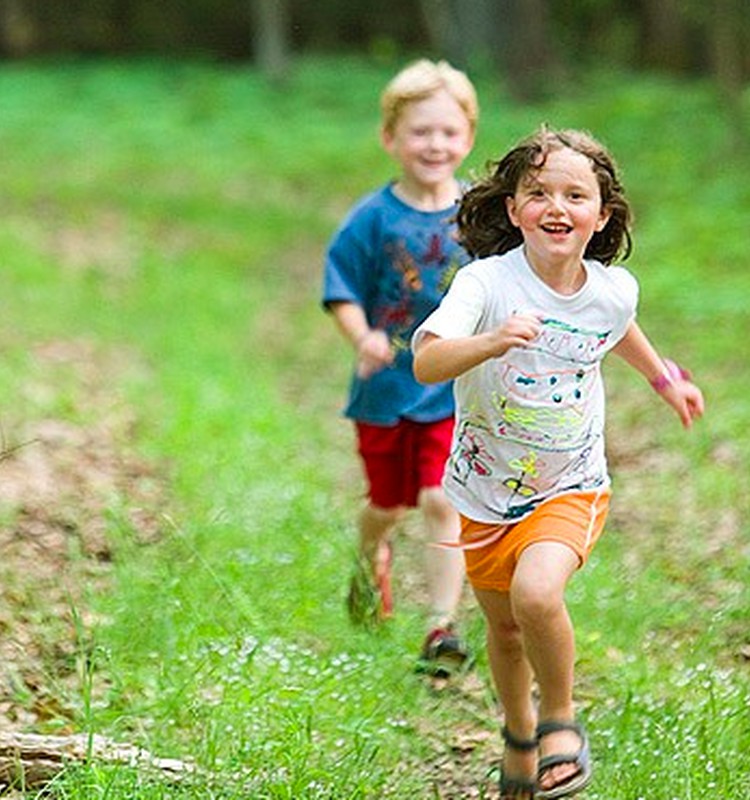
595, 205, 612, 232
505, 196, 520, 228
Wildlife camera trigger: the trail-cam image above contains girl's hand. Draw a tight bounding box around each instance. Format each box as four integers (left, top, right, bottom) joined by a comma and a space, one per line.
659, 380, 705, 428
356, 329, 394, 379
650, 359, 705, 428
489, 312, 542, 357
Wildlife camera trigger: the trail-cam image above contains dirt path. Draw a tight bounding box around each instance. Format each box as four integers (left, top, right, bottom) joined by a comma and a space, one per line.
0, 339, 163, 735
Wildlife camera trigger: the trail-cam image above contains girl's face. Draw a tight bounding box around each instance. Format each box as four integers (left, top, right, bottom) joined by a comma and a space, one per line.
505, 146, 611, 270
381, 88, 474, 195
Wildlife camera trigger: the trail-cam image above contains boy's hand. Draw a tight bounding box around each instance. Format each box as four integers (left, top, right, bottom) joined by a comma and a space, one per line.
356, 329, 394, 379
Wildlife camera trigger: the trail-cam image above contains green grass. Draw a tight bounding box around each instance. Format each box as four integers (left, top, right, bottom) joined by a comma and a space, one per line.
0, 55, 748, 798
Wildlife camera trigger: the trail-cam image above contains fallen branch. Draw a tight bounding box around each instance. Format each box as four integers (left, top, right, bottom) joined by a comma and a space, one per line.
0, 731, 195, 787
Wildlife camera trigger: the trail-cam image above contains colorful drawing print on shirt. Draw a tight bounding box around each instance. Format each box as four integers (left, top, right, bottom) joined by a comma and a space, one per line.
489, 316, 611, 450
490, 389, 588, 451
531, 317, 612, 364
449, 418, 495, 487
503, 451, 540, 500
503, 363, 589, 406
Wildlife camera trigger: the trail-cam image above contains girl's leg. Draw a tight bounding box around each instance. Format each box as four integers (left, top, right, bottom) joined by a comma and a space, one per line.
418, 486, 464, 628
510, 541, 585, 791
474, 588, 537, 794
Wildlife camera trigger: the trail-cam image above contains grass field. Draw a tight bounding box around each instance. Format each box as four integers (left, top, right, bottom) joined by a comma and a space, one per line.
0, 56, 748, 798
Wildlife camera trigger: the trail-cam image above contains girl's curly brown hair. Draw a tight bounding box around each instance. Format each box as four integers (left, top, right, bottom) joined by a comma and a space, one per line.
457, 126, 633, 265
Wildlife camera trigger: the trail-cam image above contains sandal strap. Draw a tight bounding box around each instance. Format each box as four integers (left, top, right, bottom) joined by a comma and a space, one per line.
501, 725, 538, 752
538, 752, 582, 771
536, 719, 584, 740
500, 774, 536, 797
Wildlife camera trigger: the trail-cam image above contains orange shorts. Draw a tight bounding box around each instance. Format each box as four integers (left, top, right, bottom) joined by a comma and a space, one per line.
460, 490, 611, 592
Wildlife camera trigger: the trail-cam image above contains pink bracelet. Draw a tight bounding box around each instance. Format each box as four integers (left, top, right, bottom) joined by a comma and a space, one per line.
649, 358, 691, 393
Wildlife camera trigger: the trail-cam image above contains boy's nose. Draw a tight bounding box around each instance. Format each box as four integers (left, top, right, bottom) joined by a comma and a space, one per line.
427, 131, 446, 148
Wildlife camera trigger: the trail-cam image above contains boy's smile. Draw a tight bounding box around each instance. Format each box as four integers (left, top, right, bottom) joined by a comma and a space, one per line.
381, 88, 474, 210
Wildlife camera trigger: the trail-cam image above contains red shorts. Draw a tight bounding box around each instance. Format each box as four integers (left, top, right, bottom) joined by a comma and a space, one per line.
356, 417, 454, 509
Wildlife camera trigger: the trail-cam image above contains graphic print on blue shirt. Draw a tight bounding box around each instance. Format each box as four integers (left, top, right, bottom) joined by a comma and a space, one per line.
323, 185, 469, 424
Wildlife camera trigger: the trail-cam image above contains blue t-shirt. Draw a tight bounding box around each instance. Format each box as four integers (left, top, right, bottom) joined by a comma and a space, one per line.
323, 183, 470, 425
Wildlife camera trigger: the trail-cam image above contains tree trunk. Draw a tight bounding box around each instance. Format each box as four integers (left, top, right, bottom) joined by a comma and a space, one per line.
0, 0, 36, 57
251, 0, 290, 82
711, 0, 747, 147
494, 0, 559, 100
638, 0, 691, 71
418, 0, 501, 71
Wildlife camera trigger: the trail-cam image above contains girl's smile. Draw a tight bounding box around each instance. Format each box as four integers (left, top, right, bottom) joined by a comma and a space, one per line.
505, 147, 611, 291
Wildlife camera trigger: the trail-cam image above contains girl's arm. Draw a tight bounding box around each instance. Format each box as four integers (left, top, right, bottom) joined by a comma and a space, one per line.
413, 313, 541, 384
611, 321, 705, 428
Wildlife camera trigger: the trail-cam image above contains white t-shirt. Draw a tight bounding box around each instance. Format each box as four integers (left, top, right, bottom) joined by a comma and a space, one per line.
413, 245, 638, 524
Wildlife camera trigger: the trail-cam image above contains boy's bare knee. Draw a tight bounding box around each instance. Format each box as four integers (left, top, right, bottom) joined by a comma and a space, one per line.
418, 486, 456, 520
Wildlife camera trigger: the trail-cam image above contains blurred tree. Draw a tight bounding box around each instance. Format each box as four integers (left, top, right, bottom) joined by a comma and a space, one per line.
710, 0, 748, 146
252, 0, 290, 80
0, 0, 746, 104
417, 0, 500, 71
0, 0, 37, 56
636, 0, 692, 71
496, 0, 560, 100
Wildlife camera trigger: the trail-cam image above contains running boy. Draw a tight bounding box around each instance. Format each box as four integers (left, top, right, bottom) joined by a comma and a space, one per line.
413, 127, 704, 797
322, 59, 478, 674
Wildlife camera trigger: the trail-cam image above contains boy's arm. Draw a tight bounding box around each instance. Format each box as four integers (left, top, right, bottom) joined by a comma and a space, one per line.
611, 321, 705, 428
413, 313, 541, 384
328, 301, 393, 378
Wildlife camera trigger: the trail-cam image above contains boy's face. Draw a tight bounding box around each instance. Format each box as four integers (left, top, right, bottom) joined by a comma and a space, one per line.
381, 89, 474, 193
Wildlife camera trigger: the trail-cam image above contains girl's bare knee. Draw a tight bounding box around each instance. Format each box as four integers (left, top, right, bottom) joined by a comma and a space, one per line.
511, 577, 563, 626
493, 619, 523, 647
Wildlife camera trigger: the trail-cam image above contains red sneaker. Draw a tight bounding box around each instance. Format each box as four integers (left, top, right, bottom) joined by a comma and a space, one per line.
416, 625, 473, 677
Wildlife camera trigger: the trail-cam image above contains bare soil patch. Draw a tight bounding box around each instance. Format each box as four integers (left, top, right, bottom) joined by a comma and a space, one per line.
0, 339, 165, 735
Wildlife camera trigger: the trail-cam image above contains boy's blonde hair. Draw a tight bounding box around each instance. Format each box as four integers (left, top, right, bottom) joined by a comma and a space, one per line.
380, 59, 479, 135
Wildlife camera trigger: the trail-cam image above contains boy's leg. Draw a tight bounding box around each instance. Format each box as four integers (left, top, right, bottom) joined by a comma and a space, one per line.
348, 502, 402, 623
415, 486, 471, 674
358, 502, 402, 563
419, 486, 464, 628
473, 588, 537, 790
510, 541, 585, 792
351, 421, 405, 622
